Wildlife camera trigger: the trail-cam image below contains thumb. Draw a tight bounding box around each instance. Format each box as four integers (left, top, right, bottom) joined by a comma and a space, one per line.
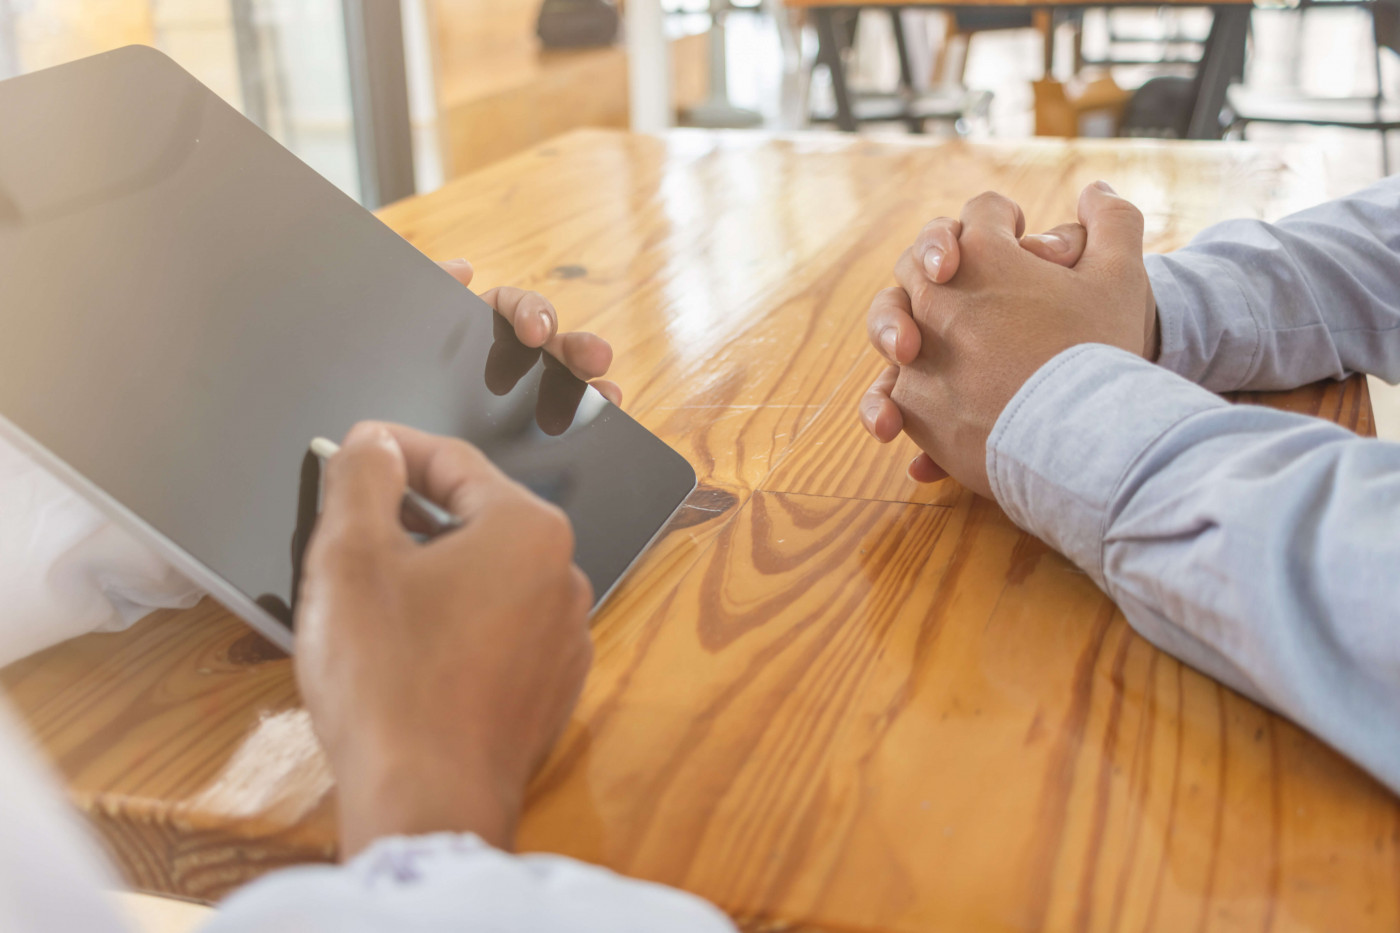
1076, 181, 1144, 271
318, 421, 409, 546
437, 257, 475, 287
1020, 222, 1087, 268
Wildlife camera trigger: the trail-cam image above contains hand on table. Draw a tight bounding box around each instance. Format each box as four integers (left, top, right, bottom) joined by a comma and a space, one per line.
858, 183, 1159, 495
438, 259, 623, 406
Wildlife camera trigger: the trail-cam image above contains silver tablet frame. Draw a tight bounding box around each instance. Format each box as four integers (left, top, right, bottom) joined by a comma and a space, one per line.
0, 411, 697, 655
2, 412, 296, 653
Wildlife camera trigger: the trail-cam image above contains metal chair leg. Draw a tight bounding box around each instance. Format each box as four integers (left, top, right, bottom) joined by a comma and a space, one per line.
814, 9, 857, 132
889, 9, 925, 133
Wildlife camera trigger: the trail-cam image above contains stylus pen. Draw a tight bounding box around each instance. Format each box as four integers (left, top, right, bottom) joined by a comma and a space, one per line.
309, 437, 464, 538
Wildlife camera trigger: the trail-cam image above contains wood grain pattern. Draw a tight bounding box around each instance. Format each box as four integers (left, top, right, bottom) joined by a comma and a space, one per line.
3, 131, 1394, 931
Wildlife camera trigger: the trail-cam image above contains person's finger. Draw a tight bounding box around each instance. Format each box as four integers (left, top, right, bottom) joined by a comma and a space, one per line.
437, 258, 475, 288
959, 191, 1026, 245
908, 452, 949, 484
910, 217, 964, 284
569, 564, 595, 619
547, 331, 614, 381
1020, 222, 1087, 268
481, 286, 558, 348
316, 422, 411, 549
1076, 181, 1145, 272
378, 424, 515, 523
866, 287, 921, 365
590, 379, 623, 406
858, 365, 904, 443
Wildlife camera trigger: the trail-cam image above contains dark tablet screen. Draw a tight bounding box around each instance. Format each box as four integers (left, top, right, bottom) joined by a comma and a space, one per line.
0, 47, 695, 637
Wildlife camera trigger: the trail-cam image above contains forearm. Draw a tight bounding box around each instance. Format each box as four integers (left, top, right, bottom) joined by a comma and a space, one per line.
1145, 175, 1400, 391
203, 834, 736, 933
989, 345, 1400, 793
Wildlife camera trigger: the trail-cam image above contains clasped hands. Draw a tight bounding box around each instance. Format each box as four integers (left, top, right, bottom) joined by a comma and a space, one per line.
858, 182, 1161, 498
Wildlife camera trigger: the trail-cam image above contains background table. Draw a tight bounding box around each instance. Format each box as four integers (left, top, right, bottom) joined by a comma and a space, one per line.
787, 0, 1253, 140
3, 130, 1394, 933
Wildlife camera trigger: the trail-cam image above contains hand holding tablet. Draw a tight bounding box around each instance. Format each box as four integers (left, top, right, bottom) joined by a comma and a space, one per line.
0, 48, 696, 651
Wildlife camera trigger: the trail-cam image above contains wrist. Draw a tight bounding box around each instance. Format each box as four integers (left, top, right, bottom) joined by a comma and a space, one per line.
332, 739, 523, 857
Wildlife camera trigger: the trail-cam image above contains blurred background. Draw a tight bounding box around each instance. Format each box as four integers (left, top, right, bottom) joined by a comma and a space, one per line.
1, 0, 1396, 443
0, 0, 1392, 206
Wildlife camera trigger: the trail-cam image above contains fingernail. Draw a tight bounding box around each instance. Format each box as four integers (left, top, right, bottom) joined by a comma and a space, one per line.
1024, 232, 1070, 254
1093, 180, 1117, 194
536, 307, 555, 333
879, 327, 899, 359
923, 247, 944, 280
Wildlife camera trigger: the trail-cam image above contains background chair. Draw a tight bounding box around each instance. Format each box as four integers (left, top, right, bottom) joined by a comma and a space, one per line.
809, 8, 993, 134
1226, 0, 1400, 173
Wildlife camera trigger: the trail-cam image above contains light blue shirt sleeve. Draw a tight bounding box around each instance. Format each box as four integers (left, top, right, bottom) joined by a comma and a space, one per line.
988, 344, 1400, 794
203, 833, 736, 932
1145, 175, 1400, 390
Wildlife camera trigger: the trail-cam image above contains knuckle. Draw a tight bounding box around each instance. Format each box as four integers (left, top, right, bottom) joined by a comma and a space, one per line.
958, 224, 997, 254
1108, 198, 1145, 226
347, 418, 382, 437
916, 216, 957, 246
904, 279, 934, 314
570, 566, 595, 617
872, 286, 907, 315
519, 497, 575, 560
442, 434, 487, 466
969, 190, 1011, 211
867, 288, 903, 335
428, 435, 491, 484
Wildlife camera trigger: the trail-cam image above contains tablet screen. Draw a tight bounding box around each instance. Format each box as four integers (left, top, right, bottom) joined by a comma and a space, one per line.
0, 48, 695, 638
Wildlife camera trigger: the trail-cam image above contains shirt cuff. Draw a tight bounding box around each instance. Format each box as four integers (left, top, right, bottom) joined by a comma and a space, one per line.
985, 344, 1229, 589
1144, 250, 1262, 392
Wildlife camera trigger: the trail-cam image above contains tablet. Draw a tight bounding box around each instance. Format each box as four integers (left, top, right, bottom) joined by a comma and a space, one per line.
0, 47, 696, 652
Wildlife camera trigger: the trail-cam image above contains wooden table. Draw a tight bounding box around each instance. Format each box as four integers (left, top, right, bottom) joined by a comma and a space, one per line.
4, 130, 1394, 932
787, 0, 1252, 140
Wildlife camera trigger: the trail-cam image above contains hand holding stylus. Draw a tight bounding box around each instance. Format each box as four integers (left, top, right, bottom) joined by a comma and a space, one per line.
291, 260, 620, 859
296, 422, 594, 858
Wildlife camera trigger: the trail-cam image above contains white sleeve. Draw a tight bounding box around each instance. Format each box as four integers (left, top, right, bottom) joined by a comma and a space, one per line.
0, 435, 201, 666
0, 702, 133, 933
1145, 174, 1400, 391
988, 344, 1400, 794
203, 834, 736, 933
